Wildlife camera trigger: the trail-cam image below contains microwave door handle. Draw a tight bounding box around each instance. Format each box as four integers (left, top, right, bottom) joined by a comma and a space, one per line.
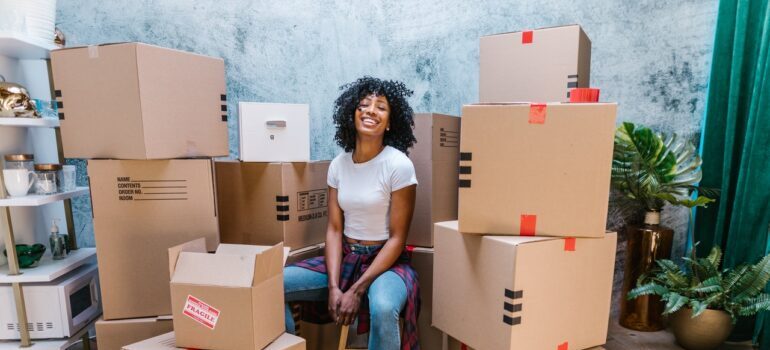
91, 280, 99, 303
265, 120, 287, 128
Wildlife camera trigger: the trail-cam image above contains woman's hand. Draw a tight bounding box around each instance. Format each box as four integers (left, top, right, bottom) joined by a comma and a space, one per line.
328, 287, 344, 323
337, 289, 363, 325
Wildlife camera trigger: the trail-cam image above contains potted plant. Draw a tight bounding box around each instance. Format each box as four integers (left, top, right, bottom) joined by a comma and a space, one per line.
611, 122, 716, 331
628, 246, 770, 350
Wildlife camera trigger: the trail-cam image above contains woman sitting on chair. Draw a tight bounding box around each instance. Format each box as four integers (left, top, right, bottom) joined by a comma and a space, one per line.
284, 76, 420, 350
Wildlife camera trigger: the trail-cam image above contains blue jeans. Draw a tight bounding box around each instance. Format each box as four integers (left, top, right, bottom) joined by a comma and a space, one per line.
284, 246, 407, 350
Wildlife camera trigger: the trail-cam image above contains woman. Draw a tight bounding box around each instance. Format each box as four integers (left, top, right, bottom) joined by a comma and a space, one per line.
284, 76, 420, 350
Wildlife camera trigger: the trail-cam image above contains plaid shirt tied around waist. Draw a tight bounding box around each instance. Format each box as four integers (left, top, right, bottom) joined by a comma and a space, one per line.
291, 242, 421, 350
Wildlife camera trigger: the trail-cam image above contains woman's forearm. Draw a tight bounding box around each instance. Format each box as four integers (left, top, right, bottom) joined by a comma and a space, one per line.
349, 234, 406, 296
325, 228, 343, 290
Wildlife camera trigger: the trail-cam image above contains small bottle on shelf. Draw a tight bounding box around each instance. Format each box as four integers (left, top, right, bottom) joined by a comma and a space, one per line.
49, 218, 67, 260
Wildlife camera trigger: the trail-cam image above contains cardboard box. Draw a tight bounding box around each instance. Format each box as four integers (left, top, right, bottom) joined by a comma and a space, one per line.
480, 24, 591, 103
239, 102, 310, 162
411, 248, 445, 350
407, 113, 460, 247
297, 322, 341, 350
96, 317, 174, 350
447, 336, 473, 350
458, 103, 616, 237
216, 161, 330, 251
432, 221, 616, 350
168, 239, 287, 350
51, 42, 228, 159
286, 243, 324, 265
88, 159, 220, 320
123, 332, 306, 350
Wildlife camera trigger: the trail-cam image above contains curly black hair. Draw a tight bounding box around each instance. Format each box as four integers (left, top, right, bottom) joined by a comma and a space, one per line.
332, 76, 416, 155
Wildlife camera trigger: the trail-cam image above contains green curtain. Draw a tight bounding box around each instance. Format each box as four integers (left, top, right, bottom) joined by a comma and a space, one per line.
694, 0, 770, 346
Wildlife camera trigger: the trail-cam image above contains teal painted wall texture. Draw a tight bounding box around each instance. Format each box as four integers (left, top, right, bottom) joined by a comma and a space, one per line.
58, 0, 718, 314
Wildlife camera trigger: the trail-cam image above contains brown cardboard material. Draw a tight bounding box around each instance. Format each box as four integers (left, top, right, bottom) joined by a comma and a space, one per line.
216, 161, 330, 251
458, 103, 616, 237
411, 248, 445, 350
432, 221, 616, 350
123, 332, 306, 350
169, 239, 286, 350
51, 42, 228, 159
96, 317, 173, 350
88, 159, 220, 320
480, 24, 591, 103
408, 113, 460, 247
286, 243, 324, 265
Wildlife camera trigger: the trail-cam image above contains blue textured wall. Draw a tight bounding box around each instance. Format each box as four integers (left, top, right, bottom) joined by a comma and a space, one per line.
58, 0, 718, 314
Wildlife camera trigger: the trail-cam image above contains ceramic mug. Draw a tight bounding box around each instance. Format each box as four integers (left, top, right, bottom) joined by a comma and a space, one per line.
3, 169, 36, 197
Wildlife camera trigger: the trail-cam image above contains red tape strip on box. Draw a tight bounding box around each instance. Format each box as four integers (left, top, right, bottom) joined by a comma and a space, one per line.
520, 215, 537, 236
558, 342, 569, 350
522, 30, 533, 44
529, 104, 547, 124
564, 238, 576, 251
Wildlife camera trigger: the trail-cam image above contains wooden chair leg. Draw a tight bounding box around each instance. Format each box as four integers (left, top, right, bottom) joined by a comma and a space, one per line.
339, 324, 350, 350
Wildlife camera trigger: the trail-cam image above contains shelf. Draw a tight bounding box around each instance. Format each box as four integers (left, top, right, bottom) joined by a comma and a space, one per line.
0, 316, 96, 350
0, 187, 89, 207
0, 248, 96, 283
0, 118, 59, 128
0, 34, 58, 60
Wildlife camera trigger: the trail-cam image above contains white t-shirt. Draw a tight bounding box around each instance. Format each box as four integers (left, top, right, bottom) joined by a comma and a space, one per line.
328, 146, 418, 241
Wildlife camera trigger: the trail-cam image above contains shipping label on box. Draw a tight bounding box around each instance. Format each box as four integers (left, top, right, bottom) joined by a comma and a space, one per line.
479, 24, 591, 103
88, 159, 220, 320
458, 103, 616, 237
433, 221, 616, 350
52, 42, 228, 159
216, 161, 329, 251
239, 102, 310, 162
408, 113, 460, 247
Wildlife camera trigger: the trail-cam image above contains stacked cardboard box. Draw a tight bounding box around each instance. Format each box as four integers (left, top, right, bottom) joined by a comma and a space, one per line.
433, 25, 619, 350
50, 42, 228, 350
122, 332, 306, 350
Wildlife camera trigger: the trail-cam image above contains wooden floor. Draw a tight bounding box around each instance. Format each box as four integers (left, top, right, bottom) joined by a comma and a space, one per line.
591, 322, 755, 350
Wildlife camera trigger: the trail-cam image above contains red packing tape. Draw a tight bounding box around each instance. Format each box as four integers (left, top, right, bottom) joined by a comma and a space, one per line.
564, 238, 576, 251
522, 30, 533, 44
529, 103, 547, 124
569, 88, 600, 102
406, 245, 415, 253
558, 342, 569, 350
520, 215, 537, 236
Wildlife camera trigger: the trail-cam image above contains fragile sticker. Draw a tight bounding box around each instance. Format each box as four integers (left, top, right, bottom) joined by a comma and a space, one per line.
183, 295, 220, 330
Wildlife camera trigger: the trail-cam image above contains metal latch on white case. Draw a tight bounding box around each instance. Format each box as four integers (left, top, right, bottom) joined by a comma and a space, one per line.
265, 120, 287, 128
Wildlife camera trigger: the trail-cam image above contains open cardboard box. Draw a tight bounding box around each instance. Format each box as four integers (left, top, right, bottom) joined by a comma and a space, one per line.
168, 238, 290, 350
96, 317, 174, 350
123, 331, 306, 350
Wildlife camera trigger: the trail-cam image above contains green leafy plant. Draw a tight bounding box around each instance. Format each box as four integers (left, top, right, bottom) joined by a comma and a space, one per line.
627, 246, 770, 322
611, 122, 716, 210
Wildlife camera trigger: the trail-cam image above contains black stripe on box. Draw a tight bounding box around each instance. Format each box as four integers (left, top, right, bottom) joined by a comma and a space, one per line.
458, 179, 471, 188
58, 113, 65, 120
56, 101, 63, 109
277, 214, 290, 221
276, 205, 289, 211
567, 81, 578, 88
221, 104, 228, 112
54, 90, 62, 97
460, 152, 472, 161
220, 94, 227, 101
504, 303, 522, 312
459, 166, 472, 175
276, 195, 289, 202
505, 289, 524, 299
567, 74, 579, 79
503, 316, 521, 326
221, 115, 228, 122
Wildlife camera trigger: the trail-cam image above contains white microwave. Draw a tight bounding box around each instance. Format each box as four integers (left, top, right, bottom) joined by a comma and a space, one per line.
0, 263, 101, 340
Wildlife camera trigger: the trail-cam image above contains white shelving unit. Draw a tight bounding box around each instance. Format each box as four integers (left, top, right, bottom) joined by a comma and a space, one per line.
0, 34, 58, 60
1, 28, 94, 349
0, 248, 96, 283
0, 118, 60, 128
0, 187, 89, 207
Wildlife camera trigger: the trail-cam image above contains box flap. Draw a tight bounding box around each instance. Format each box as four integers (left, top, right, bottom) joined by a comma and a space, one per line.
265, 332, 306, 350
52, 42, 133, 52
168, 238, 207, 277
123, 331, 176, 350
217, 243, 292, 266
481, 24, 581, 38
171, 251, 257, 287
252, 243, 286, 286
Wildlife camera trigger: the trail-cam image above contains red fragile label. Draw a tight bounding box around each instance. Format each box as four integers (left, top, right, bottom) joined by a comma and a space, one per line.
520, 215, 537, 236
564, 238, 576, 251
529, 104, 547, 124
183, 295, 220, 330
522, 30, 534, 44
558, 342, 569, 350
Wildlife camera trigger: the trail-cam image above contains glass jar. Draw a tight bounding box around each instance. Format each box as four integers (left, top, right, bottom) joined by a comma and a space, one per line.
34, 163, 62, 195
4, 154, 35, 171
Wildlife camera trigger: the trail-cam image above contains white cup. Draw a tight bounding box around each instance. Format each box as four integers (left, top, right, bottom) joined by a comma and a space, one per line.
3, 169, 36, 197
